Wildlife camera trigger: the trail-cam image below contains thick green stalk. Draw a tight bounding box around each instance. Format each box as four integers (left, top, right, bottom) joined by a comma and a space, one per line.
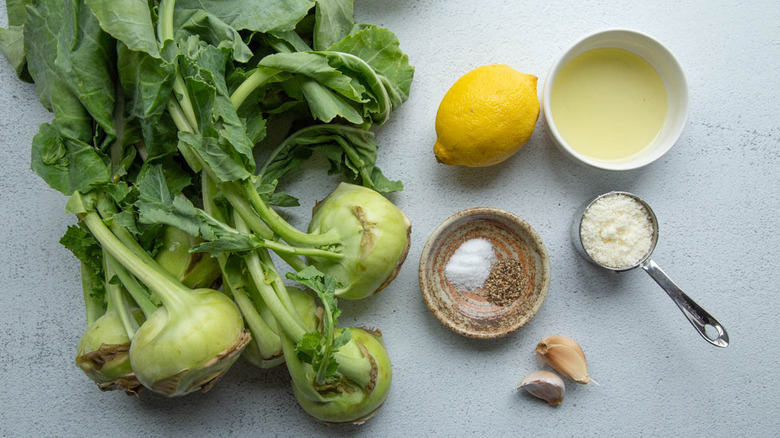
256, 245, 306, 329
229, 282, 282, 359
81, 212, 190, 312
107, 220, 179, 284
103, 252, 137, 339
261, 239, 344, 261
167, 100, 203, 172
107, 254, 158, 318
230, 68, 281, 109
242, 245, 371, 386
315, 293, 335, 385
244, 251, 307, 341
219, 182, 307, 270
157, 0, 176, 43
280, 330, 325, 402
233, 212, 305, 328
243, 179, 340, 247
202, 175, 282, 359
80, 262, 105, 327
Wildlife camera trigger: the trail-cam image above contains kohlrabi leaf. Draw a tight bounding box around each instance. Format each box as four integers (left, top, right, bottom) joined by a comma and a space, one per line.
174, 0, 315, 33
313, 0, 354, 51
7, 0, 34, 26
60, 223, 104, 282
178, 38, 255, 175
175, 10, 253, 63
260, 124, 402, 195
0, 26, 29, 80
259, 52, 365, 102
24, 0, 94, 144
259, 52, 366, 123
61, 224, 106, 303
55, 1, 118, 144
135, 166, 260, 255
1, 0, 33, 79
190, 210, 265, 255
116, 41, 179, 159
328, 25, 414, 101
84, 0, 160, 57
137, 158, 192, 196
287, 266, 348, 384
31, 123, 111, 195
135, 165, 201, 236
178, 132, 252, 182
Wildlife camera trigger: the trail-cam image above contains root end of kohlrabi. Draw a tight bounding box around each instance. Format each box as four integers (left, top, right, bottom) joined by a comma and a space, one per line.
147, 328, 252, 396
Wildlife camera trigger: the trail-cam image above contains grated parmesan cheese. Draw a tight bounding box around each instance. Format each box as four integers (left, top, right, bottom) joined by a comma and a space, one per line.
580, 194, 654, 269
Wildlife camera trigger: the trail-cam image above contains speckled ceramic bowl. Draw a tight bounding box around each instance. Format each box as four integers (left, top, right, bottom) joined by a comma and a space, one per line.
419, 207, 550, 339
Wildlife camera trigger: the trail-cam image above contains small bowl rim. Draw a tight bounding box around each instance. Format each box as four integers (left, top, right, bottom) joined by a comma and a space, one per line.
542, 28, 690, 171
418, 207, 551, 339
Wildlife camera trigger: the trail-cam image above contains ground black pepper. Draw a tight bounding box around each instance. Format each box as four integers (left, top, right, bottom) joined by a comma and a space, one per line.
483, 259, 527, 307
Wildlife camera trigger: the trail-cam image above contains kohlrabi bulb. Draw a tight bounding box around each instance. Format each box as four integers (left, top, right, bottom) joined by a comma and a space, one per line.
292, 328, 392, 424
129, 289, 250, 397
75, 309, 144, 393
155, 226, 222, 289
307, 183, 411, 300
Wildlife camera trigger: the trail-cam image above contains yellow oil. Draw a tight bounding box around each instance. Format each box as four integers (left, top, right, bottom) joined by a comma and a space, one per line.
550, 48, 669, 161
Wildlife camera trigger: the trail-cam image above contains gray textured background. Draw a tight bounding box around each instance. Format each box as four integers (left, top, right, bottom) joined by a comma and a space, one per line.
1, 0, 779, 436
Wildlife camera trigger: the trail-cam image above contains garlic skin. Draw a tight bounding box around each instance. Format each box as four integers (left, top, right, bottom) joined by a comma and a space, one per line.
536, 335, 591, 384
517, 371, 565, 405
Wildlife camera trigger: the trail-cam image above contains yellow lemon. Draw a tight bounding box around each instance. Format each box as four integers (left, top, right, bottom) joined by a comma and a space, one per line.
434, 65, 539, 167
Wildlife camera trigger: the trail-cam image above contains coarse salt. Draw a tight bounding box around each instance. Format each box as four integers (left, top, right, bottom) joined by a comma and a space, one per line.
445, 238, 495, 290
580, 194, 654, 269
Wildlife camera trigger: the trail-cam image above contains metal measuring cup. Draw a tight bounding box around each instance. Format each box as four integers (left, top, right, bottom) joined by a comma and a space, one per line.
571, 191, 729, 347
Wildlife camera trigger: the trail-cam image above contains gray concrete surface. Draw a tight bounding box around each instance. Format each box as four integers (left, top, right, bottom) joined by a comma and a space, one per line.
1, 1, 779, 436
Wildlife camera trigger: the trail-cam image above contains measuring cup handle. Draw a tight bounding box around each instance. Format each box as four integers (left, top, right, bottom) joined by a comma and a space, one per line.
641, 259, 729, 347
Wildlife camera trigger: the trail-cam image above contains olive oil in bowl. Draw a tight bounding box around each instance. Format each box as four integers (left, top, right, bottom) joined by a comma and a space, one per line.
550, 48, 669, 162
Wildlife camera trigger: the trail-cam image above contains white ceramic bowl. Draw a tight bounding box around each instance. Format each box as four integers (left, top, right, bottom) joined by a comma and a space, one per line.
542, 29, 689, 171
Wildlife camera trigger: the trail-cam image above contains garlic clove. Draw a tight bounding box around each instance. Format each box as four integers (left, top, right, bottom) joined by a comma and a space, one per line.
517, 370, 565, 405
536, 335, 591, 384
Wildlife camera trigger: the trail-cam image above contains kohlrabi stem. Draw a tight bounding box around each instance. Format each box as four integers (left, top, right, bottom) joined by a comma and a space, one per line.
243, 179, 340, 247
256, 246, 307, 329
158, 0, 199, 133
316, 296, 335, 385
107, 255, 158, 318
172, 76, 199, 132
202, 176, 282, 359
279, 330, 326, 402
235, 214, 306, 329
167, 100, 203, 172
219, 182, 316, 270
228, 282, 282, 359
261, 239, 344, 260
80, 262, 105, 327
103, 252, 138, 339
244, 250, 307, 341
157, 0, 176, 43
219, 182, 273, 239
242, 243, 371, 386
230, 68, 280, 109
81, 211, 191, 311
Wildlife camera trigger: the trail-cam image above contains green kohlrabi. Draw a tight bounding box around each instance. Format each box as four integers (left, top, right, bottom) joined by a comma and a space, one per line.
308, 183, 411, 300
69, 192, 250, 397
1, 0, 415, 424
